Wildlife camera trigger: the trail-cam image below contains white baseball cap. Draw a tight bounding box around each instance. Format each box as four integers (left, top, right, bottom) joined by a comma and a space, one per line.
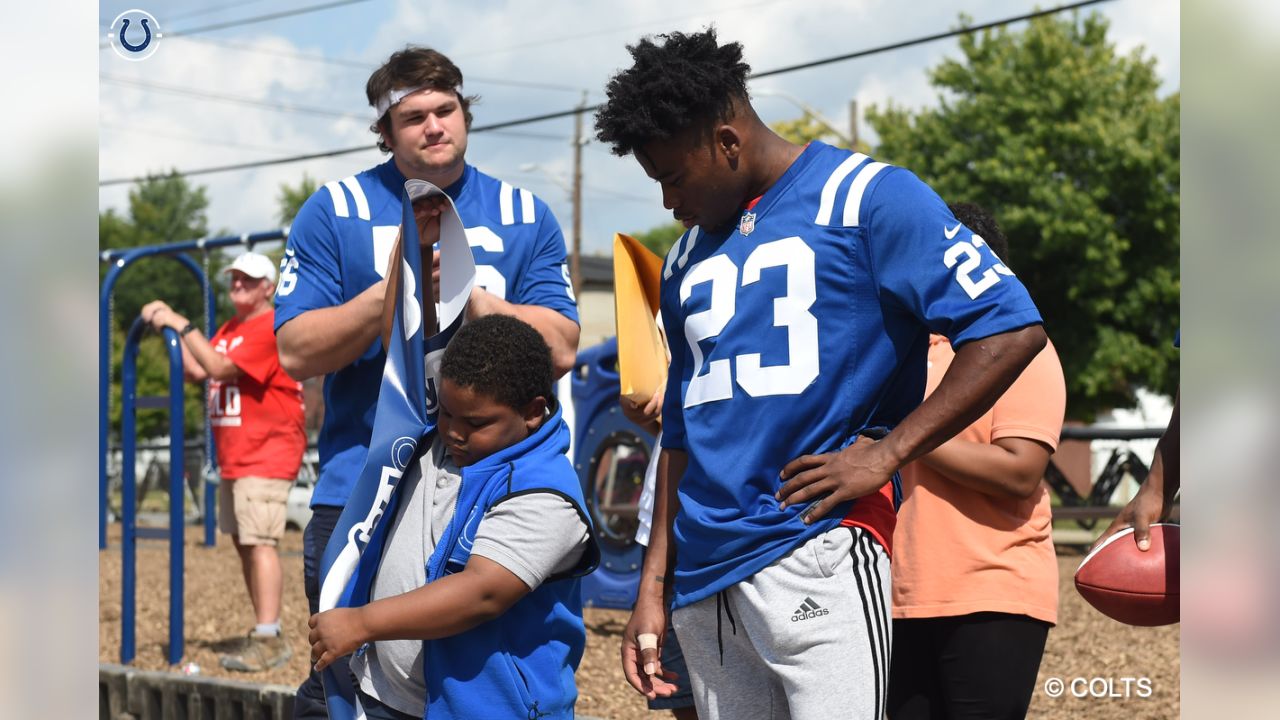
223, 251, 277, 283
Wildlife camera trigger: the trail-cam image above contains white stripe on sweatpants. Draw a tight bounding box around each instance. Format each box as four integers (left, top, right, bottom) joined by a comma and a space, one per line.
853, 529, 892, 719
672, 526, 891, 720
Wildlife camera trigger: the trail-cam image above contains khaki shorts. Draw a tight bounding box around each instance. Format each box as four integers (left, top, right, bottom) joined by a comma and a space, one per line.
219, 476, 293, 546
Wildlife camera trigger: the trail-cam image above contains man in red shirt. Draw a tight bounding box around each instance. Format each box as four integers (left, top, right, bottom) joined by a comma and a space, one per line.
143, 251, 306, 672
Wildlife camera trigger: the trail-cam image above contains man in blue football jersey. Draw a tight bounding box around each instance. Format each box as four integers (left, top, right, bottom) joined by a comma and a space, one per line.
274, 46, 580, 719
596, 29, 1048, 720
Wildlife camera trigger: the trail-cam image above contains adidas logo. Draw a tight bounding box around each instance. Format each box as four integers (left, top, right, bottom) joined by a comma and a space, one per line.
791, 596, 830, 622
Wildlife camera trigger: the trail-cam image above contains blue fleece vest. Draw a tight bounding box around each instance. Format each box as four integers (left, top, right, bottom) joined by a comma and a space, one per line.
419, 405, 600, 719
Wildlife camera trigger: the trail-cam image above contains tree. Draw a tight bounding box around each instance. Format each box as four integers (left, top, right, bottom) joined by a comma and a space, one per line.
631, 221, 684, 258
277, 173, 319, 225
866, 13, 1179, 419
99, 173, 227, 332
770, 114, 873, 154
100, 173, 224, 440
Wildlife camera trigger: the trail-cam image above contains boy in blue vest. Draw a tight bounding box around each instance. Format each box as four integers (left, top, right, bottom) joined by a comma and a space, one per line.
308, 314, 600, 720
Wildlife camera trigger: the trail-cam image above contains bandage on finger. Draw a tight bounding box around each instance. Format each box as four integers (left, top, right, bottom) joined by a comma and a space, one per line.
637, 633, 659, 652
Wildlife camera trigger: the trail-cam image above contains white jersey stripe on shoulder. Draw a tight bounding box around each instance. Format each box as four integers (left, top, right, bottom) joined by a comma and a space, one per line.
815, 153, 867, 226
519, 188, 535, 224
499, 181, 515, 226
842, 162, 889, 227
340, 176, 370, 221
676, 225, 700, 270
662, 232, 685, 281
323, 181, 349, 219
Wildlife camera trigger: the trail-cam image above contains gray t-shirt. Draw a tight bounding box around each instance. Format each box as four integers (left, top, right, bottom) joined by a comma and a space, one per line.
351, 436, 590, 716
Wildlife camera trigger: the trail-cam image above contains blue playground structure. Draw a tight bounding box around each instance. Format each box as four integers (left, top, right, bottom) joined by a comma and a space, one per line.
117, 318, 186, 664
100, 230, 287, 664
570, 338, 654, 610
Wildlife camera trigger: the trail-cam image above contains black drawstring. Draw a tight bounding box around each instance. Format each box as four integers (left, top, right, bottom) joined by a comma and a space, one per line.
715, 590, 737, 665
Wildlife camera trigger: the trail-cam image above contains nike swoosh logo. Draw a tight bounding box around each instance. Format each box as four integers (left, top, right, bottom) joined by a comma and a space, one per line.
944, 223, 962, 240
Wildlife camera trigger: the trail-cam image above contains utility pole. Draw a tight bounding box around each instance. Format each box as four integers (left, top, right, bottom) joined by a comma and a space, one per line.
848, 99, 859, 150
571, 92, 586, 296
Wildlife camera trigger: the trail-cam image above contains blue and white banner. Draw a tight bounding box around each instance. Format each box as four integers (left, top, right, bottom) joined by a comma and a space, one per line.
317, 180, 473, 719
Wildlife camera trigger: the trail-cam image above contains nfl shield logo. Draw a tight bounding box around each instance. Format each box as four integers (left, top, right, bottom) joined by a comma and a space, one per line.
739, 210, 756, 236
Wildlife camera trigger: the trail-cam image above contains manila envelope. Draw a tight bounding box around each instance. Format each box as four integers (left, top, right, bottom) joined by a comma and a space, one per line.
612, 233, 668, 405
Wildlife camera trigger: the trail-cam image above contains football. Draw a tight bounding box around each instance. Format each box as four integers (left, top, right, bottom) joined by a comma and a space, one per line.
1074, 523, 1180, 626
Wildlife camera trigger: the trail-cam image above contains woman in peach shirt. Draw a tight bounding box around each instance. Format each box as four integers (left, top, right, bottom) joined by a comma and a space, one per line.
887, 204, 1067, 720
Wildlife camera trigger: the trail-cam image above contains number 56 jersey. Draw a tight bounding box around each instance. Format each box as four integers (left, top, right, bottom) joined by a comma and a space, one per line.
659, 141, 1043, 608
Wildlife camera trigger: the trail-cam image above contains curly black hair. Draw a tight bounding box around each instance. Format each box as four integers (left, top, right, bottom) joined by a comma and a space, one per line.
594, 27, 751, 156
440, 314, 552, 411
949, 202, 1010, 267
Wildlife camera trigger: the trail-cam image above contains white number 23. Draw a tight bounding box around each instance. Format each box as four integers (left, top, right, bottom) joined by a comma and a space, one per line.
680, 236, 819, 409
943, 234, 1013, 300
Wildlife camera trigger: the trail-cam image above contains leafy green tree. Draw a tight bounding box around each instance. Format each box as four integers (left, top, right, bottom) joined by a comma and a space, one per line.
99, 173, 229, 331
867, 13, 1179, 419
277, 173, 319, 225
631, 221, 685, 258
770, 114, 873, 154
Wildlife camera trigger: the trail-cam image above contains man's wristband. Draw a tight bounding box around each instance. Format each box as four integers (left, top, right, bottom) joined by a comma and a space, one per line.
180, 323, 198, 337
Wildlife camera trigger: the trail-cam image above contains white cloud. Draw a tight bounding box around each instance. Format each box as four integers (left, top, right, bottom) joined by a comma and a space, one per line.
98, 0, 1180, 254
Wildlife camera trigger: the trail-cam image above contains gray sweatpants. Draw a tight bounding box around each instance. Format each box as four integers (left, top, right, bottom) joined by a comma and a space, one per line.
671, 526, 891, 720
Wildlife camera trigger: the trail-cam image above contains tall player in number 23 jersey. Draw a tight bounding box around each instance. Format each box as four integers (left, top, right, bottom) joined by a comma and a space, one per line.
659, 141, 1043, 609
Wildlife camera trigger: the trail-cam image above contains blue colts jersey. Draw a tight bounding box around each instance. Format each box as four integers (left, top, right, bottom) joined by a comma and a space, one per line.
659, 142, 1042, 608
275, 160, 578, 507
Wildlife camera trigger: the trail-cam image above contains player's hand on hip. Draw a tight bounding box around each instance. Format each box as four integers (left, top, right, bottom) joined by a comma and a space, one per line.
777, 438, 896, 523
621, 598, 680, 700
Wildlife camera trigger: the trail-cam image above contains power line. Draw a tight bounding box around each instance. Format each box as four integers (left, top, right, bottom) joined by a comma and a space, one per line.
100, 74, 366, 121
165, 0, 274, 24
169, 35, 589, 93
750, 0, 1112, 80
450, 0, 788, 61
100, 145, 379, 187
101, 0, 274, 25
100, 123, 315, 156
99, 0, 1115, 187
102, 62, 586, 126
100, 0, 375, 48
159, 0, 373, 37
98, 110, 582, 186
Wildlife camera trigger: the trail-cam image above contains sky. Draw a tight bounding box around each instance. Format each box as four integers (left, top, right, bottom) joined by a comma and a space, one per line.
97, 0, 1180, 256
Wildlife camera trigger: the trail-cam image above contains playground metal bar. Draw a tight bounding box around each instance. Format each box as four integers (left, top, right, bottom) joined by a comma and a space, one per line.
120, 319, 187, 665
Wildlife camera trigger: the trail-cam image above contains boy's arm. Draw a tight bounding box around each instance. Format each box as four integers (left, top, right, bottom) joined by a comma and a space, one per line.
919, 436, 1054, 500
308, 555, 528, 671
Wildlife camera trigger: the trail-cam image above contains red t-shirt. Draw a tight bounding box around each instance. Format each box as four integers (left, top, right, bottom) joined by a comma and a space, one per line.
208, 310, 305, 480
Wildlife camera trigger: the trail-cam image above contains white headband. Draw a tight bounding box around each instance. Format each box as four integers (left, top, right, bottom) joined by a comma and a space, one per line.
374, 85, 429, 118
